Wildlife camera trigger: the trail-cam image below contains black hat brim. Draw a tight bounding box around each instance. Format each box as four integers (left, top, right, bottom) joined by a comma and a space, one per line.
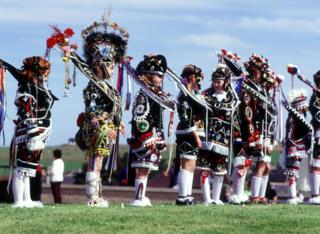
223, 57, 243, 77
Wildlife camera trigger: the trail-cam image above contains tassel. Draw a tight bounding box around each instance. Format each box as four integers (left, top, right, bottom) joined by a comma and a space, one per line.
125, 72, 132, 111
63, 58, 71, 97
117, 64, 124, 96
72, 63, 76, 87
124, 57, 133, 110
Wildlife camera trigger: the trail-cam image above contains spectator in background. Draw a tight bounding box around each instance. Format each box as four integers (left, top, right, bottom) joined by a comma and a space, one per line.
50, 149, 64, 204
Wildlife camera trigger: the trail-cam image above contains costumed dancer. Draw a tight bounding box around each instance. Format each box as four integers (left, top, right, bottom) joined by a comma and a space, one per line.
230, 54, 269, 204
175, 65, 205, 206
308, 71, 320, 204
68, 16, 128, 207
198, 64, 240, 205
129, 55, 169, 207
283, 89, 313, 204
252, 69, 279, 204
0, 57, 57, 208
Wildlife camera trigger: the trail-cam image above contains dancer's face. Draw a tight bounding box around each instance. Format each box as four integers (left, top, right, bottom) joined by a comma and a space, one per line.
188, 75, 202, 91
213, 79, 225, 93
151, 74, 164, 89
104, 61, 116, 78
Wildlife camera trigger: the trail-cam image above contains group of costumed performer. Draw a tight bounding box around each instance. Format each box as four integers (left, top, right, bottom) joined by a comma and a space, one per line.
5, 10, 320, 207
46, 13, 178, 207
0, 56, 57, 207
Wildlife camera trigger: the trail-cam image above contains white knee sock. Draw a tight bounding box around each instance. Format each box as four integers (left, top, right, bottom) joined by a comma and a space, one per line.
134, 178, 148, 200
23, 176, 32, 202
12, 171, 24, 204
232, 167, 247, 197
211, 175, 224, 202
288, 177, 297, 198
310, 173, 320, 196
85, 172, 99, 200
251, 176, 262, 198
200, 171, 211, 203
187, 171, 194, 197
259, 175, 269, 198
178, 169, 191, 197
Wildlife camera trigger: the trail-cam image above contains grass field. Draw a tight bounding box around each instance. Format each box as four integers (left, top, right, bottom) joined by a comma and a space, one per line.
0, 204, 319, 234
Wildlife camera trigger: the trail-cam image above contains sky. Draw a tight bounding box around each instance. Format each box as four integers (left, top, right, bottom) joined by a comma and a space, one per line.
0, 0, 320, 146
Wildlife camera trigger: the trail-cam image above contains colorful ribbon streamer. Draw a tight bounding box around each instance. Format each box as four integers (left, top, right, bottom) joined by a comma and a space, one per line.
0, 67, 5, 136
117, 64, 124, 96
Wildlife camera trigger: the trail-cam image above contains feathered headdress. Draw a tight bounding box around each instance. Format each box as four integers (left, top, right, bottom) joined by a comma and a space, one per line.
288, 89, 308, 110
244, 53, 269, 76
82, 10, 129, 65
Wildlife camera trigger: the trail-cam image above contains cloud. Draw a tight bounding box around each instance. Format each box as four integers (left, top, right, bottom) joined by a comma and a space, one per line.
236, 17, 320, 34
179, 33, 248, 49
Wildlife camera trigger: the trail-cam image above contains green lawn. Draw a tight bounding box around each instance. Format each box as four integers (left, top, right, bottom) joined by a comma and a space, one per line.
0, 204, 319, 233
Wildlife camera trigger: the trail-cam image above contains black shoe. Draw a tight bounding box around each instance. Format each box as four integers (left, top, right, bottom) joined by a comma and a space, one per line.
187, 195, 196, 205
176, 196, 189, 206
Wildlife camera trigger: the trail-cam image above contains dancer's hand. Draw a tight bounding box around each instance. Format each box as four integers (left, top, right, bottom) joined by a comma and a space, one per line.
107, 129, 117, 140
192, 132, 202, 148
119, 122, 126, 136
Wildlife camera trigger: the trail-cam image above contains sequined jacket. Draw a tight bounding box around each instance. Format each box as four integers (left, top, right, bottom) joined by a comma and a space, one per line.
284, 102, 313, 157
239, 79, 265, 146
202, 86, 241, 145
176, 91, 205, 137
239, 79, 277, 154
129, 90, 164, 147
83, 80, 121, 126
2, 60, 58, 130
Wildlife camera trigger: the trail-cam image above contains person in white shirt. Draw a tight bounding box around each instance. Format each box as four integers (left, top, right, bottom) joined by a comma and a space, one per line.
50, 149, 64, 203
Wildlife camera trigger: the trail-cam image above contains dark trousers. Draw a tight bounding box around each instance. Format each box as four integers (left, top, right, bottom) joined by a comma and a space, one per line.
50, 182, 62, 203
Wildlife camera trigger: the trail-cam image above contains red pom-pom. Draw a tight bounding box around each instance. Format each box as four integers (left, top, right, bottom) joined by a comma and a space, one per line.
64, 28, 74, 37
46, 37, 57, 48
55, 33, 65, 44
71, 42, 78, 49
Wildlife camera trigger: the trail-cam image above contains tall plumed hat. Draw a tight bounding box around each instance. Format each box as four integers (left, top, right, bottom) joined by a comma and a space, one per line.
136, 55, 167, 76
181, 64, 204, 79
81, 10, 129, 65
244, 53, 269, 75
288, 89, 308, 110
23, 56, 51, 75
211, 63, 231, 81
